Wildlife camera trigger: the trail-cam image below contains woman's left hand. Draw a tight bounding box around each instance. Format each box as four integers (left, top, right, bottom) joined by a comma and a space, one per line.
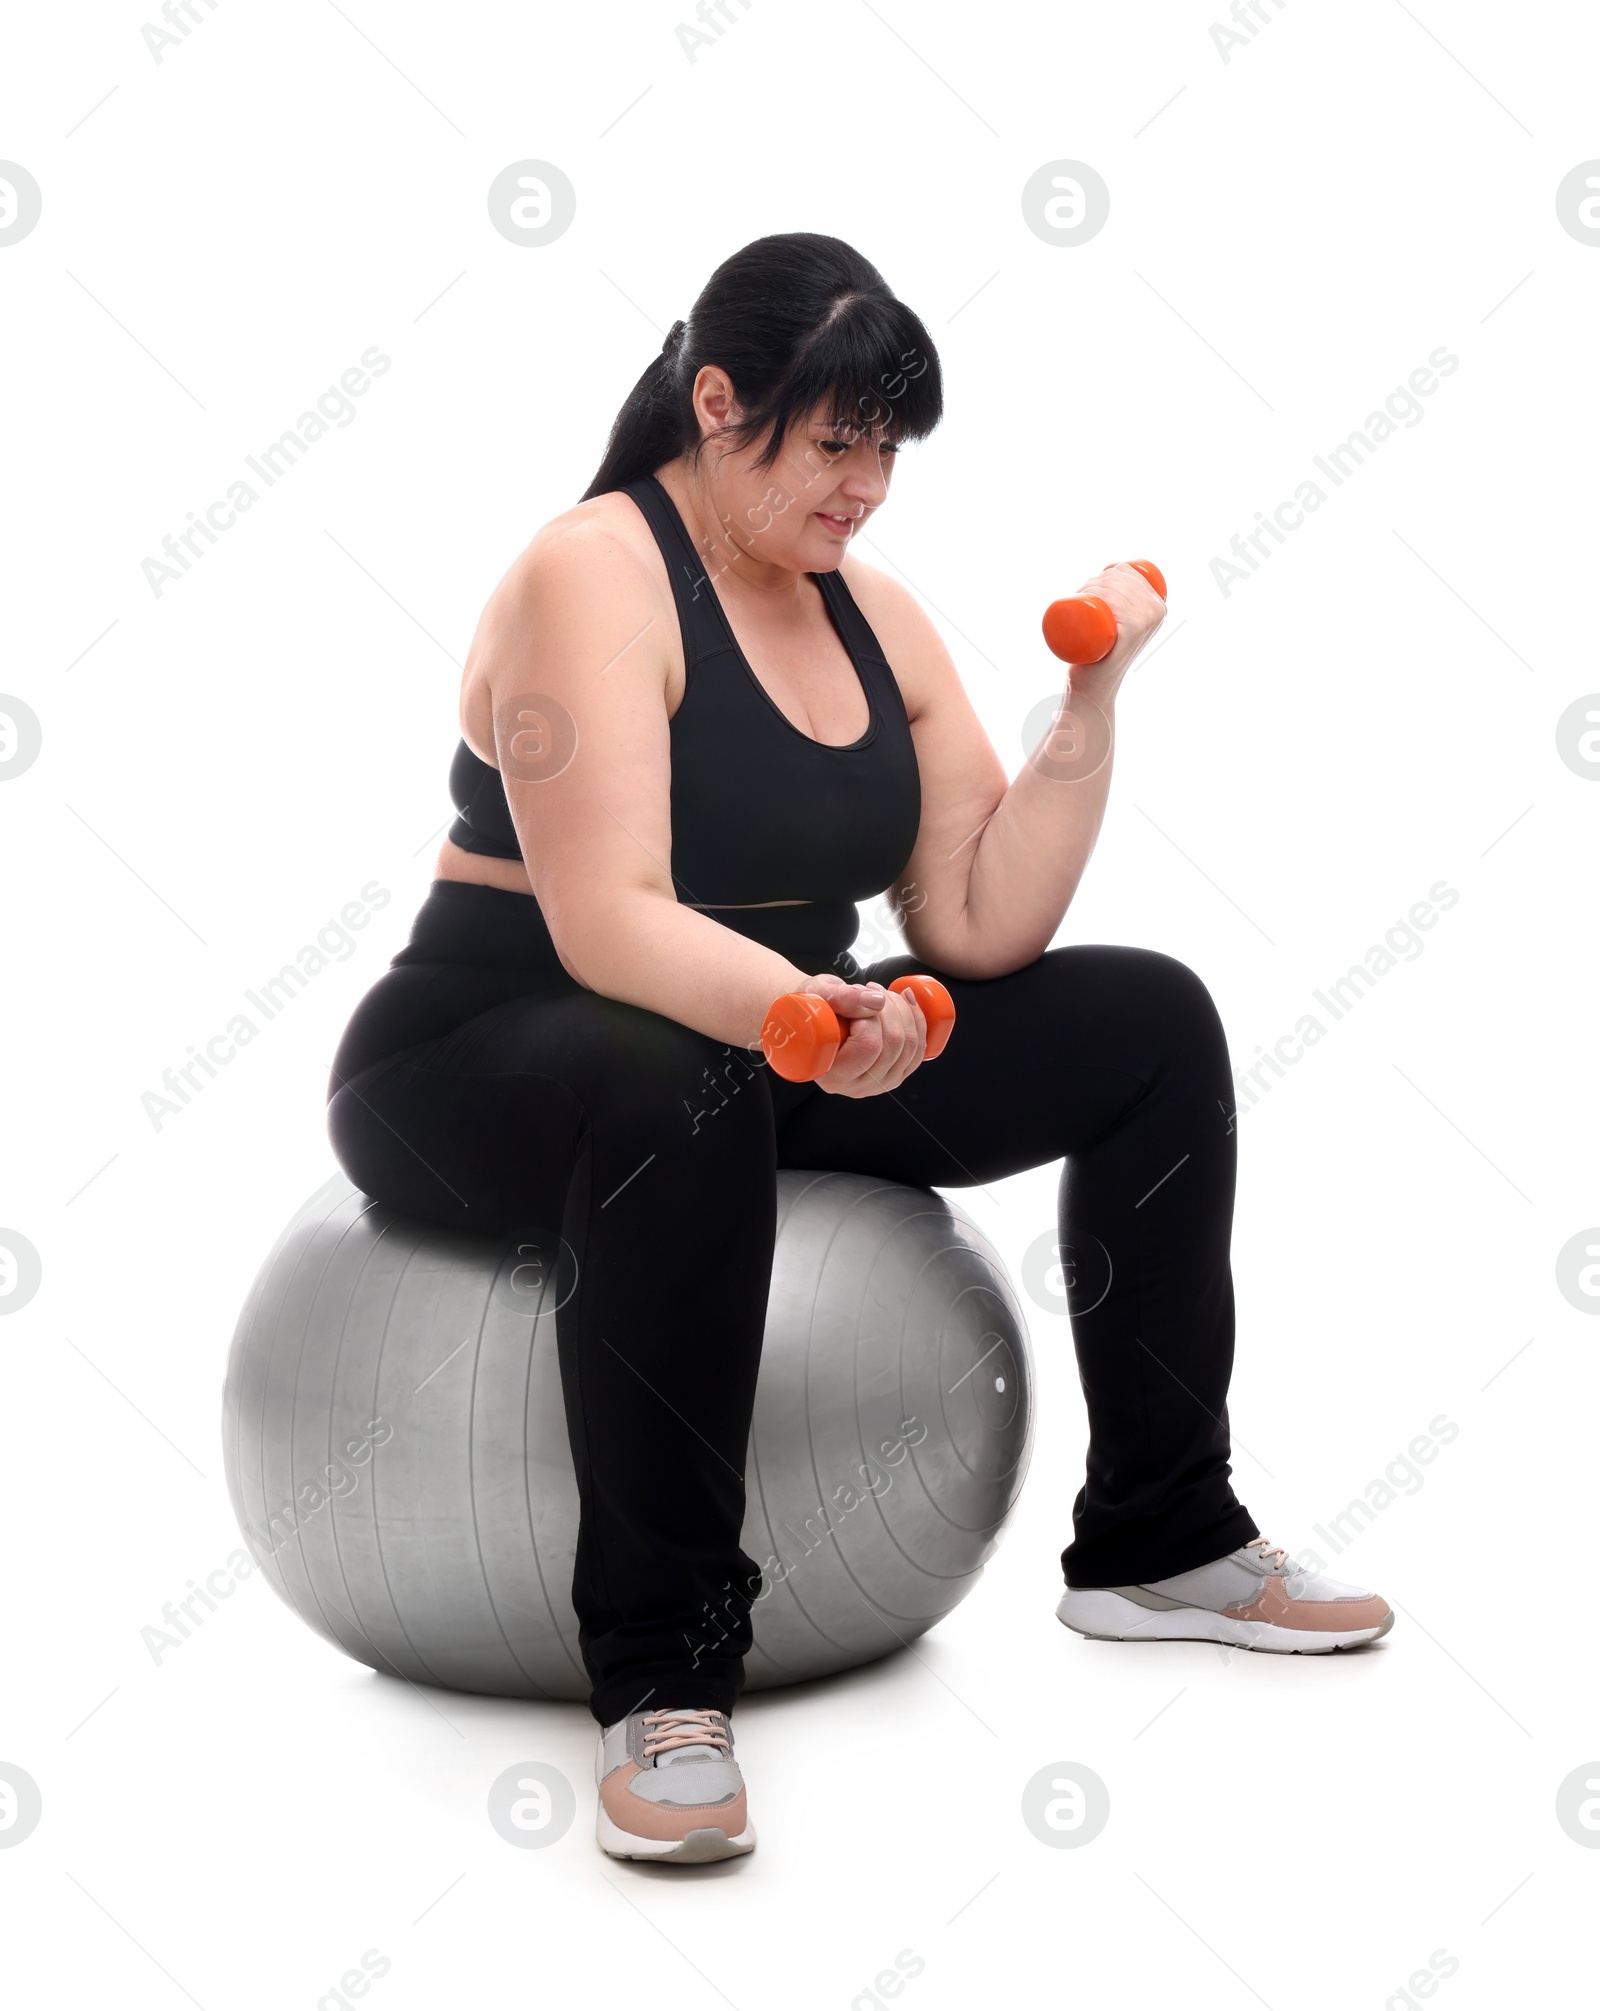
1061, 562, 1167, 706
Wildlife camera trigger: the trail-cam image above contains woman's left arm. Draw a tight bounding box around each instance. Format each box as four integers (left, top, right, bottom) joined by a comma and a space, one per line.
845, 559, 1166, 981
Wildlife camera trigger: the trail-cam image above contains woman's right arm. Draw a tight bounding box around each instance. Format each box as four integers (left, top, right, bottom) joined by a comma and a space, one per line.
477, 524, 924, 1088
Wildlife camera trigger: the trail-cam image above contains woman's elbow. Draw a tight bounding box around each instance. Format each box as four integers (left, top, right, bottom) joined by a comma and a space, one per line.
544, 908, 605, 990
903, 918, 987, 982
553, 939, 591, 988
905, 913, 1048, 982
543, 887, 658, 995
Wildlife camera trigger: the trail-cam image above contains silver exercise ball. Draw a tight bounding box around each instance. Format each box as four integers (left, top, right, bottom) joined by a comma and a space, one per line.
222, 1169, 1033, 1698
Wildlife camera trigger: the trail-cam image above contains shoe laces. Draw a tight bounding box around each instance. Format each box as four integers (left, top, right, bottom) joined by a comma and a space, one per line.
1245, 1537, 1292, 1572
640, 1708, 731, 1763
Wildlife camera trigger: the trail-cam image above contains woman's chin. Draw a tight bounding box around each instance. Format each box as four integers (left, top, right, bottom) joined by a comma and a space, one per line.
802, 533, 851, 569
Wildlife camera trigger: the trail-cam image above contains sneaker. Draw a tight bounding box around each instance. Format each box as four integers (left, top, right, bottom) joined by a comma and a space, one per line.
1056, 1537, 1394, 1654
595, 1707, 756, 1863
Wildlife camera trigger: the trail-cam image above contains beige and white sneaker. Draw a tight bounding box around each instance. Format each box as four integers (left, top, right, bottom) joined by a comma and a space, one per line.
1057, 1537, 1394, 1654
596, 1707, 755, 1863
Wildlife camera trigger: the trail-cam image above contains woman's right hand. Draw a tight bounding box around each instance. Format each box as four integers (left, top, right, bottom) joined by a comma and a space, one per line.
794, 973, 928, 1098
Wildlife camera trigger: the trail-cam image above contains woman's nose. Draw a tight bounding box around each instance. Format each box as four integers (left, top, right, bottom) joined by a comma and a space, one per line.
840, 456, 889, 508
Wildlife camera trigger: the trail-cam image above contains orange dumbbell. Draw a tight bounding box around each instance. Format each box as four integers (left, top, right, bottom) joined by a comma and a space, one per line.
1041, 559, 1167, 665
760, 974, 956, 1084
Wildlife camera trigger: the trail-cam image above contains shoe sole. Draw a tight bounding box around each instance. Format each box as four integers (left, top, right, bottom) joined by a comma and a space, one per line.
596, 1809, 757, 1864
1057, 1587, 1394, 1654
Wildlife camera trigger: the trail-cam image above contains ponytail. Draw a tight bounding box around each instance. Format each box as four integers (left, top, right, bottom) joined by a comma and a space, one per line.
579, 319, 691, 502
578, 234, 942, 502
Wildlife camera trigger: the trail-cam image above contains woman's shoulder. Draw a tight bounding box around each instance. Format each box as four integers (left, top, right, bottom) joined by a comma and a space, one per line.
835, 547, 924, 634
459, 491, 670, 748
488, 490, 660, 617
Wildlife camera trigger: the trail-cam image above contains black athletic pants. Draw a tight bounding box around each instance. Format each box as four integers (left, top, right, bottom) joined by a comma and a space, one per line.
328, 887, 1257, 1725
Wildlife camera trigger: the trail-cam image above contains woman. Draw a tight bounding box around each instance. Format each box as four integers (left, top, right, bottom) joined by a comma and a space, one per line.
328, 232, 1392, 1866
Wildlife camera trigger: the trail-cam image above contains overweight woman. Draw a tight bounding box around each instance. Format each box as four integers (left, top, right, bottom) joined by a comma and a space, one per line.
328, 232, 1392, 1865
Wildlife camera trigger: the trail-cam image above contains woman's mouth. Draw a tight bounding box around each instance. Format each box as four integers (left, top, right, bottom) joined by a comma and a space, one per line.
815, 511, 857, 538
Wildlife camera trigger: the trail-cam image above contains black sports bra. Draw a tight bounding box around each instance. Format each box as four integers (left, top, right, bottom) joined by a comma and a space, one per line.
443, 473, 922, 970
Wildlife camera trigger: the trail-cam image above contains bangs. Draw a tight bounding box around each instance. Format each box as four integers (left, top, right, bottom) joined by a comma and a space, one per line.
582, 232, 943, 501
734, 291, 943, 469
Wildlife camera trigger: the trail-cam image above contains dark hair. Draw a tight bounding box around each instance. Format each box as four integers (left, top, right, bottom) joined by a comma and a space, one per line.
579, 232, 943, 501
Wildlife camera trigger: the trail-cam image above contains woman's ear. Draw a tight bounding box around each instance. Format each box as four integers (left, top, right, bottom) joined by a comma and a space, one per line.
690, 363, 739, 437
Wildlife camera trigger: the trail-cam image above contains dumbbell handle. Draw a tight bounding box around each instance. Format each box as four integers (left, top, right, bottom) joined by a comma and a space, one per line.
761, 974, 956, 1084
1042, 559, 1167, 666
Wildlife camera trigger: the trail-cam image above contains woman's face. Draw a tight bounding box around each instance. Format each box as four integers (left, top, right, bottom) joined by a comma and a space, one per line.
693, 374, 899, 572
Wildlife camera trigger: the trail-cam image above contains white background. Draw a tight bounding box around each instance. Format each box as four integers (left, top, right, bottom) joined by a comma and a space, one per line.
3, 0, 1597, 2004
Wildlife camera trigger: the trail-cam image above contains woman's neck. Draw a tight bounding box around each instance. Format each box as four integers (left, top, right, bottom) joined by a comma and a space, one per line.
654, 458, 807, 602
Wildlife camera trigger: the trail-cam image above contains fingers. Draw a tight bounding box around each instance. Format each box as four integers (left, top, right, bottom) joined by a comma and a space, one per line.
1111, 559, 1165, 600
803, 975, 886, 1019
1069, 568, 1163, 681
830, 981, 889, 1021
1115, 564, 1166, 633
1083, 565, 1164, 629
889, 992, 928, 1087
816, 989, 926, 1097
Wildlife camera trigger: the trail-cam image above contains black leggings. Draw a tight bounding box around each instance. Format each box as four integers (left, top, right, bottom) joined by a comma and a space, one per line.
328, 888, 1257, 1723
